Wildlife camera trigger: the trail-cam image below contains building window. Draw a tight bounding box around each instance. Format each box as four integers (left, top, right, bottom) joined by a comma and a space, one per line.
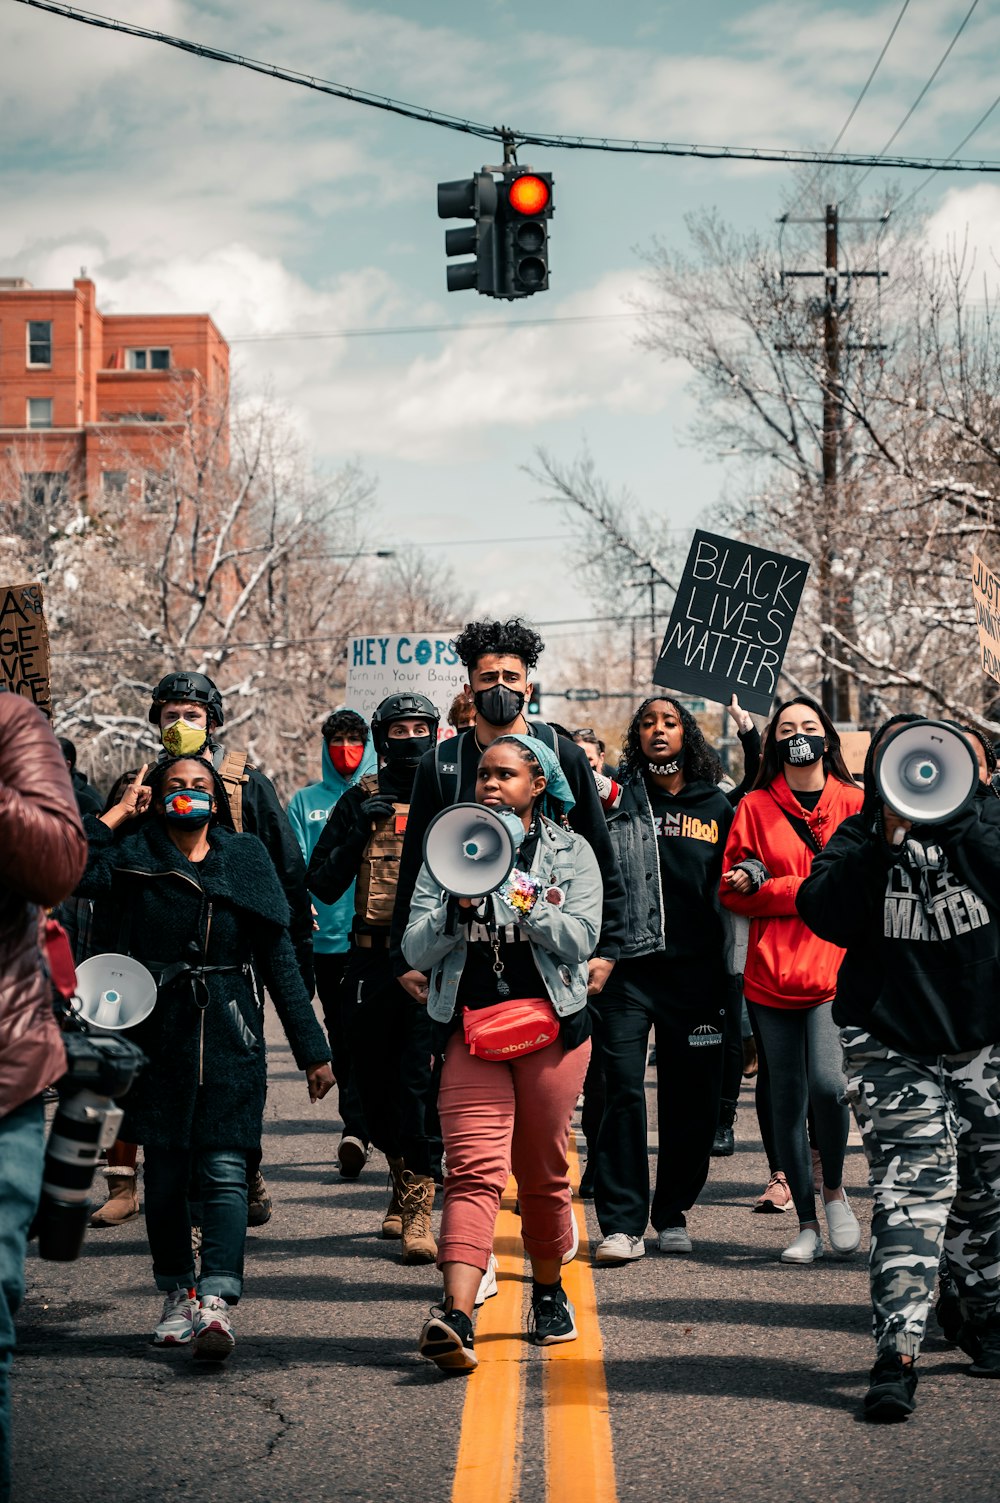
27, 321, 52, 366
21, 472, 69, 507
126, 347, 170, 371
26, 397, 53, 429
102, 470, 128, 498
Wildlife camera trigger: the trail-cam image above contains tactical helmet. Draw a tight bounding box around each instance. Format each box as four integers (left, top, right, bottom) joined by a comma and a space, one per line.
148, 671, 224, 727
370, 692, 439, 756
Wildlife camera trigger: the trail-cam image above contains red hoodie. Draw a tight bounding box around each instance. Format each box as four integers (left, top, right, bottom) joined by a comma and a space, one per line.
719, 772, 863, 1009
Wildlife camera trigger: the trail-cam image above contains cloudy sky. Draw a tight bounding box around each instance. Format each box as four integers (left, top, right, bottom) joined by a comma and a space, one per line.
4, 0, 1000, 684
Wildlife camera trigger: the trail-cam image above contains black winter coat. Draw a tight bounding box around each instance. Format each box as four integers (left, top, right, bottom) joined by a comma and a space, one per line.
77, 816, 330, 1150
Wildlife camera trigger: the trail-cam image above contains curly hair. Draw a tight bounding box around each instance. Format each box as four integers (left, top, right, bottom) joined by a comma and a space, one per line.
321, 709, 369, 743
451, 618, 544, 673
618, 697, 722, 786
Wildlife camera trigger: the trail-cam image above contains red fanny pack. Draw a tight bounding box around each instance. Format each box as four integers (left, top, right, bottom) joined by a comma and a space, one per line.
462, 998, 560, 1061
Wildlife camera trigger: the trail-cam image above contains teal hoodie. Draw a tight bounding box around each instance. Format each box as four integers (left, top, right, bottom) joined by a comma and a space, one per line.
287, 735, 379, 954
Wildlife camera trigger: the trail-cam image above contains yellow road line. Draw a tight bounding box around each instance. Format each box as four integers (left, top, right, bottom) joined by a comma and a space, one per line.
542, 1138, 619, 1503
450, 1177, 526, 1503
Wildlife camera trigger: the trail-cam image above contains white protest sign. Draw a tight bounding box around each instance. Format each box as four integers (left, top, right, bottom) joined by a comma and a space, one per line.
345, 633, 466, 735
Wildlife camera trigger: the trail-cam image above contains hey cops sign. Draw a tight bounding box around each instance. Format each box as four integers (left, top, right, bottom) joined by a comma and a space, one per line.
345, 634, 466, 732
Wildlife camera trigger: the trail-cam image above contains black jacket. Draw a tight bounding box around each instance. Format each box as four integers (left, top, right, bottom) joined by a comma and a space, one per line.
77, 816, 329, 1149
389, 726, 627, 975
608, 775, 733, 961
797, 790, 1000, 1056
307, 771, 401, 944
71, 767, 104, 819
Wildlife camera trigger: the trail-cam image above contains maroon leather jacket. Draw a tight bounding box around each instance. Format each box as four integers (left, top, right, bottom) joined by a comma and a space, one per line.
0, 696, 87, 1118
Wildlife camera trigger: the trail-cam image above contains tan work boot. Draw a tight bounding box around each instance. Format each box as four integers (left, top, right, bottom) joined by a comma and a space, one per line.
89, 1167, 139, 1226
383, 1156, 405, 1240
400, 1172, 437, 1264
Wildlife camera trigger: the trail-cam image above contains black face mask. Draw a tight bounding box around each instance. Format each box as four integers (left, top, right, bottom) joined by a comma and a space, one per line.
383, 734, 432, 769
779, 733, 826, 768
474, 686, 525, 727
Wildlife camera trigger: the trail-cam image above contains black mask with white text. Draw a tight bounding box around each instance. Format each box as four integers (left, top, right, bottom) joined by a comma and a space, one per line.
474, 686, 525, 727
779, 733, 826, 768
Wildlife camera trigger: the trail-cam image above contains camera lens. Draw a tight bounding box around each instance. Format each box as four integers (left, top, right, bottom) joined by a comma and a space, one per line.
36, 1092, 123, 1262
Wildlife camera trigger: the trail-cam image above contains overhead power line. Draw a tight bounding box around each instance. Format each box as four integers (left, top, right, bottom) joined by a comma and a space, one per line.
14, 0, 1000, 175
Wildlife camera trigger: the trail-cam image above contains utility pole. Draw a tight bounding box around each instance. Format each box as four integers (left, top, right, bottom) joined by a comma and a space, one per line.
779, 204, 887, 722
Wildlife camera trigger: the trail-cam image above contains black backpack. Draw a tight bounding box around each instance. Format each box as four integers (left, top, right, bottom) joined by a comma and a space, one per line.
433, 722, 562, 805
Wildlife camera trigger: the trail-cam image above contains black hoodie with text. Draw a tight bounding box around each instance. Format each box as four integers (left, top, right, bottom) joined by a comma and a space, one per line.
797, 720, 1000, 1055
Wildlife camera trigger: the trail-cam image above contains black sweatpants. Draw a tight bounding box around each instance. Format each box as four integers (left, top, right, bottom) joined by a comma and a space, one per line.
345, 946, 441, 1178
315, 950, 368, 1143
594, 953, 727, 1236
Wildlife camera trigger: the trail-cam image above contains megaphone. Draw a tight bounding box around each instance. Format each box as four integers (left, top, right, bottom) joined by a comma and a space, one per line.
74, 954, 158, 1034
423, 802, 525, 899
876, 719, 979, 825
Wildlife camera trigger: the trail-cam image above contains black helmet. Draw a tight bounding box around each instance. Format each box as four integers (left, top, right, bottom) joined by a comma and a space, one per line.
148, 671, 224, 727
370, 692, 439, 756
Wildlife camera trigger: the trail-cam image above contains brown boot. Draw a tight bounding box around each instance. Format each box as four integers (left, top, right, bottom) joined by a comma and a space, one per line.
89, 1167, 139, 1226
400, 1172, 437, 1264
382, 1157, 405, 1240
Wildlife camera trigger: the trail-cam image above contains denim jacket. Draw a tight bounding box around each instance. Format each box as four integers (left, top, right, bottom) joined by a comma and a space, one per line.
402, 815, 603, 1024
605, 778, 665, 959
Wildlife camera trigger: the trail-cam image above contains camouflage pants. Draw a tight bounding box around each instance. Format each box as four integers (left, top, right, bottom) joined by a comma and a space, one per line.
841, 1026, 1000, 1358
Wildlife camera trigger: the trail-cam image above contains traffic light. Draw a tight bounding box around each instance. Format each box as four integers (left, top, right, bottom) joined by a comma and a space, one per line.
498, 171, 553, 298
437, 173, 499, 294
527, 682, 542, 717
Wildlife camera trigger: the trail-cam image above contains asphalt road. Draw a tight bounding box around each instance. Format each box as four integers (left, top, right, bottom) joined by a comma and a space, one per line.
11, 1012, 1000, 1503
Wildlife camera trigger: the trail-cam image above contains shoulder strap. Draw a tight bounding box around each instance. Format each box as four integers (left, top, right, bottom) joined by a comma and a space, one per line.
773, 800, 822, 856
216, 748, 250, 834
434, 736, 463, 804
359, 773, 380, 797
530, 722, 560, 761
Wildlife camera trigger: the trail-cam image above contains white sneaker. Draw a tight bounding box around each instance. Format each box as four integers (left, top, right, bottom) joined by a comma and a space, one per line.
152, 1288, 197, 1346
824, 1194, 861, 1255
474, 1254, 498, 1308
561, 1216, 580, 1265
594, 1233, 645, 1264
656, 1226, 693, 1254
192, 1295, 236, 1360
780, 1227, 824, 1264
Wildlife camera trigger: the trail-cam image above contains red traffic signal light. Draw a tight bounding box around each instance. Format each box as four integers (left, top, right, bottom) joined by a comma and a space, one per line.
507, 174, 551, 217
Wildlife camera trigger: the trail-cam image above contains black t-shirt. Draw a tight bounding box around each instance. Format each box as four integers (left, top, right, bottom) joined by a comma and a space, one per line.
795, 787, 823, 812
646, 781, 734, 959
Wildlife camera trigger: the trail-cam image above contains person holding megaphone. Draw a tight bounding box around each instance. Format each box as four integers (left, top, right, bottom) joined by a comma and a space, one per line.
402, 735, 602, 1374
798, 715, 1000, 1421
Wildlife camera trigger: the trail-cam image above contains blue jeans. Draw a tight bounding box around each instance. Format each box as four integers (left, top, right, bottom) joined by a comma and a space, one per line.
0, 1097, 46, 1503
143, 1147, 248, 1303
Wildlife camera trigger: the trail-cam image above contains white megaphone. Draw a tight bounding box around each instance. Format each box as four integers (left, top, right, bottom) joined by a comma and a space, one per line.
74, 954, 158, 1034
423, 802, 526, 899
876, 719, 979, 825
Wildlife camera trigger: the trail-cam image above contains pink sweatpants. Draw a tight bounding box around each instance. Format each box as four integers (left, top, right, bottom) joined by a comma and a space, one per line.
436, 1032, 592, 1273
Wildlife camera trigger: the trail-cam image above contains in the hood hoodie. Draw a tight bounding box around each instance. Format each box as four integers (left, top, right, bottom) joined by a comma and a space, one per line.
287, 731, 379, 954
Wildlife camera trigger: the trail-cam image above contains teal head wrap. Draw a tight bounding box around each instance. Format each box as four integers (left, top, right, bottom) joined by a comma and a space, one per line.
491, 734, 576, 816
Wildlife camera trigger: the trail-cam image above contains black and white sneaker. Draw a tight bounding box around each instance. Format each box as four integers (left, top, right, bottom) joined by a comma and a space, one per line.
419, 1306, 477, 1374
529, 1284, 577, 1346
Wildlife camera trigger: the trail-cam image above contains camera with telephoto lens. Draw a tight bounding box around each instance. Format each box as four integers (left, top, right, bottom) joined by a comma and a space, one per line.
34, 1023, 146, 1262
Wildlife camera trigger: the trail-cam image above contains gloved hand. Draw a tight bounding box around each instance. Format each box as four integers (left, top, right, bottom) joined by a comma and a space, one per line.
360, 796, 396, 821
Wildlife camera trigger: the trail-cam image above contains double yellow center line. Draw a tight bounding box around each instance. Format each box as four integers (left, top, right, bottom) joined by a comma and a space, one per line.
450, 1140, 617, 1503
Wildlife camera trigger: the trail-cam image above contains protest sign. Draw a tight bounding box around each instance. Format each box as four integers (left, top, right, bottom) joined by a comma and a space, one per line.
345, 633, 466, 735
839, 731, 871, 779
971, 552, 1000, 685
654, 531, 809, 716
0, 582, 51, 717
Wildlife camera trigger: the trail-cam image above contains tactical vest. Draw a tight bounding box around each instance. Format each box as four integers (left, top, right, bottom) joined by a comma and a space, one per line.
354, 774, 409, 926
216, 748, 251, 833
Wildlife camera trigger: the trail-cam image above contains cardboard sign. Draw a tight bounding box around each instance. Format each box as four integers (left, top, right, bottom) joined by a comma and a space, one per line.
654, 531, 809, 716
971, 553, 1000, 685
345, 633, 466, 734
0, 582, 51, 717
839, 731, 871, 778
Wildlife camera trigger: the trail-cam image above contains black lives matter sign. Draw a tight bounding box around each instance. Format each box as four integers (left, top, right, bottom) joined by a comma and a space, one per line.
654, 531, 809, 716
0, 583, 52, 717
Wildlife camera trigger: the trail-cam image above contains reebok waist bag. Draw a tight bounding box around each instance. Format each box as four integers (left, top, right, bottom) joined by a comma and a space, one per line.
462, 998, 560, 1061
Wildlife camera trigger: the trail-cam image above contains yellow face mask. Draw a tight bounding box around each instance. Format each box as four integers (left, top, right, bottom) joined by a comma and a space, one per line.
160, 718, 208, 757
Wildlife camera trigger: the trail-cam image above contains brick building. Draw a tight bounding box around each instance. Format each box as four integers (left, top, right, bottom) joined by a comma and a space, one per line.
0, 275, 229, 510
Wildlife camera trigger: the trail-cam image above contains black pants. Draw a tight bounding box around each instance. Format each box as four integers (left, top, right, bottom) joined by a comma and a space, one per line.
580, 1024, 607, 1154
594, 953, 727, 1236
315, 950, 368, 1142
720, 973, 744, 1110
346, 946, 441, 1179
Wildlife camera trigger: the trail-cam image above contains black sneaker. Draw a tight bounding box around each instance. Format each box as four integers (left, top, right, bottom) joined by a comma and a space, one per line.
863, 1352, 917, 1422
962, 1317, 1000, 1378
419, 1307, 477, 1374
934, 1284, 963, 1346
711, 1123, 735, 1157
578, 1162, 596, 1201
529, 1284, 577, 1346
